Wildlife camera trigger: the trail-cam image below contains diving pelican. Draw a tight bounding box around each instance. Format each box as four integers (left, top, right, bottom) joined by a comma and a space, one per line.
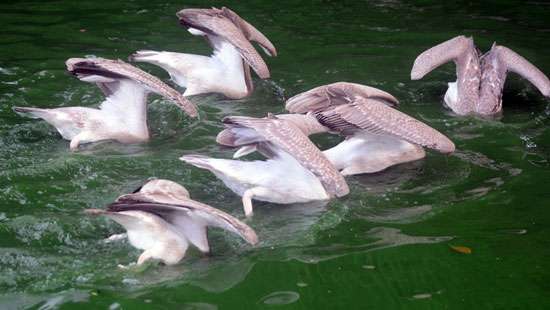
411, 35, 550, 116
130, 7, 277, 99
220, 82, 454, 175
180, 115, 349, 217
13, 57, 198, 150
86, 179, 258, 266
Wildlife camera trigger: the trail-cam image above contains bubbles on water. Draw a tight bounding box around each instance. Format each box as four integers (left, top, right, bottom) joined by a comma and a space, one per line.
1, 80, 19, 86
366, 26, 402, 32
75, 274, 91, 283
412, 293, 432, 299
4, 215, 79, 246
472, 15, 510, 22
296, 282, 308, 287
411, 290, 442, 300
520, 134, 537, 149
0, 67, 16, 75
260, 291, 300, 305
499, 228, 527, 235
122, 278, 140, 285
35, 70, 55, 80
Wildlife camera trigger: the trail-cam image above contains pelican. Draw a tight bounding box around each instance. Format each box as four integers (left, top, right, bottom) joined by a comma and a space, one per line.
411, 35, 550, 116
13, 57, 198, 150
180, 115, 349, 217
129, 7, 277, 99
85, 179, 258, 266
220, 82, 454, 175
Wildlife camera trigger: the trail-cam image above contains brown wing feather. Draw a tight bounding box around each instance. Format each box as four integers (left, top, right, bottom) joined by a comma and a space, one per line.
273, 114, 329, 136
222, 116, 349, 197
319, 98, 455, 153
221, 7, 277, 57
286, 82, 398, 113
66, 58, 198, 117
494, 45, 550, 97
218, 114, 328, 148
112, 179, 258, 245
410, 35, 475, 80
177, 8, 271, 79
216, 128, 240, 147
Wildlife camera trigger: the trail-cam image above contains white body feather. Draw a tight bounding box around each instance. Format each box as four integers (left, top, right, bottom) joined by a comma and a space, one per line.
444, 81, 459, 108
108, 211, 189, 265
323, 132, 426, 175
16, 79, 150, 149
182, 151, 330, 204
131, 31, 248, 99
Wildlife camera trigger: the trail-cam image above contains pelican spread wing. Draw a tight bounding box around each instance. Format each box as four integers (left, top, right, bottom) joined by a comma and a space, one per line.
411, 36, 549, 116
221, 115, 349, 197
218, 7, 277, 57
66, 58, 198, 117
109, 179, 258, 247
285, 82, 399, 114
14, 57, 198, 150
86, 179, 257, 265
315, 98, 455, 153
410, 35, 482, 115
177, 7, 272, 79
491, 45, 550, 97
410, 35, 477, 80
285, 82, 454, 153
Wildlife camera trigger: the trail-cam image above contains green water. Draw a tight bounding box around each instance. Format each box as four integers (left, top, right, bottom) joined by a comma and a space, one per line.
1, 0, 550, 309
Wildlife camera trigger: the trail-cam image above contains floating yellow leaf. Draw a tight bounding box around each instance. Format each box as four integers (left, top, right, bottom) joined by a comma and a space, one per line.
450, 245, 472, 254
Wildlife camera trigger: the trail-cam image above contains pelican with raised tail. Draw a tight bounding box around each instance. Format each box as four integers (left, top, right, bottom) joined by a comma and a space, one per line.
130, 7, 277, 99
13, 57, 197, 150
86, 179, 258, 266
181, 115, 349, 217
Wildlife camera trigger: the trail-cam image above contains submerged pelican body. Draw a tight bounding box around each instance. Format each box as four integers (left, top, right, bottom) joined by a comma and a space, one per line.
130, 7, 277, 99
411, 35, 550, 116
280, 82, 455, 175
181, 115, 349, 217
86, 179, 258, 266
13, 57, 197, 150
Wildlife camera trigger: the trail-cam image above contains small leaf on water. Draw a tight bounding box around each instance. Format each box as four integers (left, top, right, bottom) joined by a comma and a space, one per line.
450, 245, 472, 254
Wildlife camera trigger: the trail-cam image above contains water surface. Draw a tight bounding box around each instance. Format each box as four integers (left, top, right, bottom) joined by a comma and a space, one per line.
1, 0, 550, 309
